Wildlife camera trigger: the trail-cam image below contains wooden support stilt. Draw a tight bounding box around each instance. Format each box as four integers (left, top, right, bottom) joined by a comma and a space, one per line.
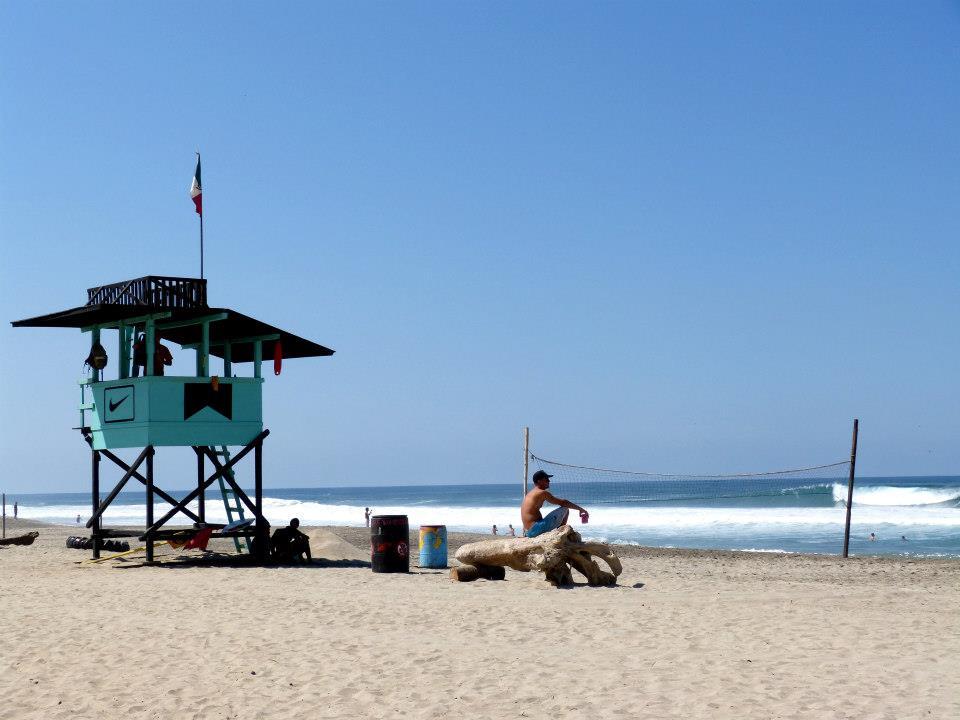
254, 437, 267, 561
145, 447, 155, 563
91, 449, 101, 559
197, 449, 205, 523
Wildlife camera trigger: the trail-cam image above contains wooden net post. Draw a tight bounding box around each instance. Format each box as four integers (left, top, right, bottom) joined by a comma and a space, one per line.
523, 427, 530, 499
842, 418, 859, 558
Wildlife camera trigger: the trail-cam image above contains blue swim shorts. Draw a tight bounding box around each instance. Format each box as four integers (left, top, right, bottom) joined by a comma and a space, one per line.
525, 507, 569, 538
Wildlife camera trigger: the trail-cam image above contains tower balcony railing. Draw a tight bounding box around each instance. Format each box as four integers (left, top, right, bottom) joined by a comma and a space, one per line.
86, 276, 208, 309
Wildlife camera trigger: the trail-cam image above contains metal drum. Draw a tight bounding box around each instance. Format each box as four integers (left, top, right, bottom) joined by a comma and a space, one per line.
371, 515, 409, 573
418, 525, 448, 568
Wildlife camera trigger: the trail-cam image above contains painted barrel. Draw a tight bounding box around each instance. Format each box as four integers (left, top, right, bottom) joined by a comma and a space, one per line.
371, 515, 409, 573
418, 525, 448, 568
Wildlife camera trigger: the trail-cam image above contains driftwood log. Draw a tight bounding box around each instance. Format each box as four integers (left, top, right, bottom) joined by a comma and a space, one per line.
0, 531, 39, 547
454, 525, 622, 587
449, 563, 506, 582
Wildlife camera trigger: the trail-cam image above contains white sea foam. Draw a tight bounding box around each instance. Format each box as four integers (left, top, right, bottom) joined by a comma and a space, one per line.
831, 484, 960, 507
18, 496, 960, 532
733, 548, 796, 554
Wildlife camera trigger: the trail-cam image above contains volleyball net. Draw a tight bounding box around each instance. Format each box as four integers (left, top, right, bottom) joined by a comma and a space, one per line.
529, 453, 852, 508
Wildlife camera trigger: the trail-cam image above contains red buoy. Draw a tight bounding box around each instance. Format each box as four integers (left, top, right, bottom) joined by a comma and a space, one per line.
273, 340, 283, 375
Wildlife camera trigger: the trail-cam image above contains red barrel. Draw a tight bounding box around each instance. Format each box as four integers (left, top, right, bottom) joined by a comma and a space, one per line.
371, 515, 409, 573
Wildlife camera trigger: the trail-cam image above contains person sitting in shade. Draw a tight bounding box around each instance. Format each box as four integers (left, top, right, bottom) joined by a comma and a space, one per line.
271, 518, 312, 564
521, 470, 589, 538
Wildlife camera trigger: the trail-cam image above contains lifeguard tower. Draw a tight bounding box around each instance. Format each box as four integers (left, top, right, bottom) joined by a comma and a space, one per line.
12, 275, 334, 562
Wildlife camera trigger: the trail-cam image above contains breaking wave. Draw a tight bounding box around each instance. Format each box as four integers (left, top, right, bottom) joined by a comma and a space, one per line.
831, 484, 960, 507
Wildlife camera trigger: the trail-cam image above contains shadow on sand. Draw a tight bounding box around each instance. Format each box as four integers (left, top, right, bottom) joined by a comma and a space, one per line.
108, 552, 373, 570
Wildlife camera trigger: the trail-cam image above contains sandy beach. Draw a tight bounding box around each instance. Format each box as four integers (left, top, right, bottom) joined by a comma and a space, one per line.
1, 519, 957, 720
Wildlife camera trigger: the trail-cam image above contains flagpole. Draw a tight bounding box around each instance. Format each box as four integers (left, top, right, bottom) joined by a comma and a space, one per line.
197, 151, 204, 280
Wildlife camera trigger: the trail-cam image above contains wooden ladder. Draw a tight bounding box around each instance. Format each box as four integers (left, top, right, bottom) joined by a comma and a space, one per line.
214, 446, 250, 553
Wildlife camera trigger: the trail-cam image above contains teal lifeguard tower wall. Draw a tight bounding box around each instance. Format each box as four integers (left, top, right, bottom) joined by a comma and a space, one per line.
86, 375, 263, 449
13, 275, 334, 561
15, 276, 332, 449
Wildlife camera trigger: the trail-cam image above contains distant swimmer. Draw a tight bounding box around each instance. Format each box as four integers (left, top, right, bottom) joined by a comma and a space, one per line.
869, 532, 876, 541
901, 535, 908, 541
492, 524, 498, 535
521, 470, 588, 538
507, 524, 516, 537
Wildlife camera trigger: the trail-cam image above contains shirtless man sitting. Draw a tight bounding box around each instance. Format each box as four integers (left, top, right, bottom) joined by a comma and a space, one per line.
521, 470, 589, 538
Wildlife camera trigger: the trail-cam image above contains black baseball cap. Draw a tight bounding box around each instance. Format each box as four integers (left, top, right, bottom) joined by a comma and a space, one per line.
532, 470, 553, 483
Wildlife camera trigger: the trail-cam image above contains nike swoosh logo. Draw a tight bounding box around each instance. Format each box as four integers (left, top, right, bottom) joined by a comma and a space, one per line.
109, 396, 129, 412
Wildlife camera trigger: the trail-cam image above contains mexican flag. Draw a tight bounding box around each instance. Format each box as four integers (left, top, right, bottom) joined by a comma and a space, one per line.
190, 156, 202, 216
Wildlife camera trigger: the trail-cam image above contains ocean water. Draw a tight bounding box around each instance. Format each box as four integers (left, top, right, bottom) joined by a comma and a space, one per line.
10, 476, 959, 558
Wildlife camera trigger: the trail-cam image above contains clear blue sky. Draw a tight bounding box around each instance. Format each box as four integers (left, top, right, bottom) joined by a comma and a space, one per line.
1, 2, 958, 493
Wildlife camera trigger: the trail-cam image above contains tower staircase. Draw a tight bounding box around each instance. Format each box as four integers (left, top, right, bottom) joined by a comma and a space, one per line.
213, 445, 250, 553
